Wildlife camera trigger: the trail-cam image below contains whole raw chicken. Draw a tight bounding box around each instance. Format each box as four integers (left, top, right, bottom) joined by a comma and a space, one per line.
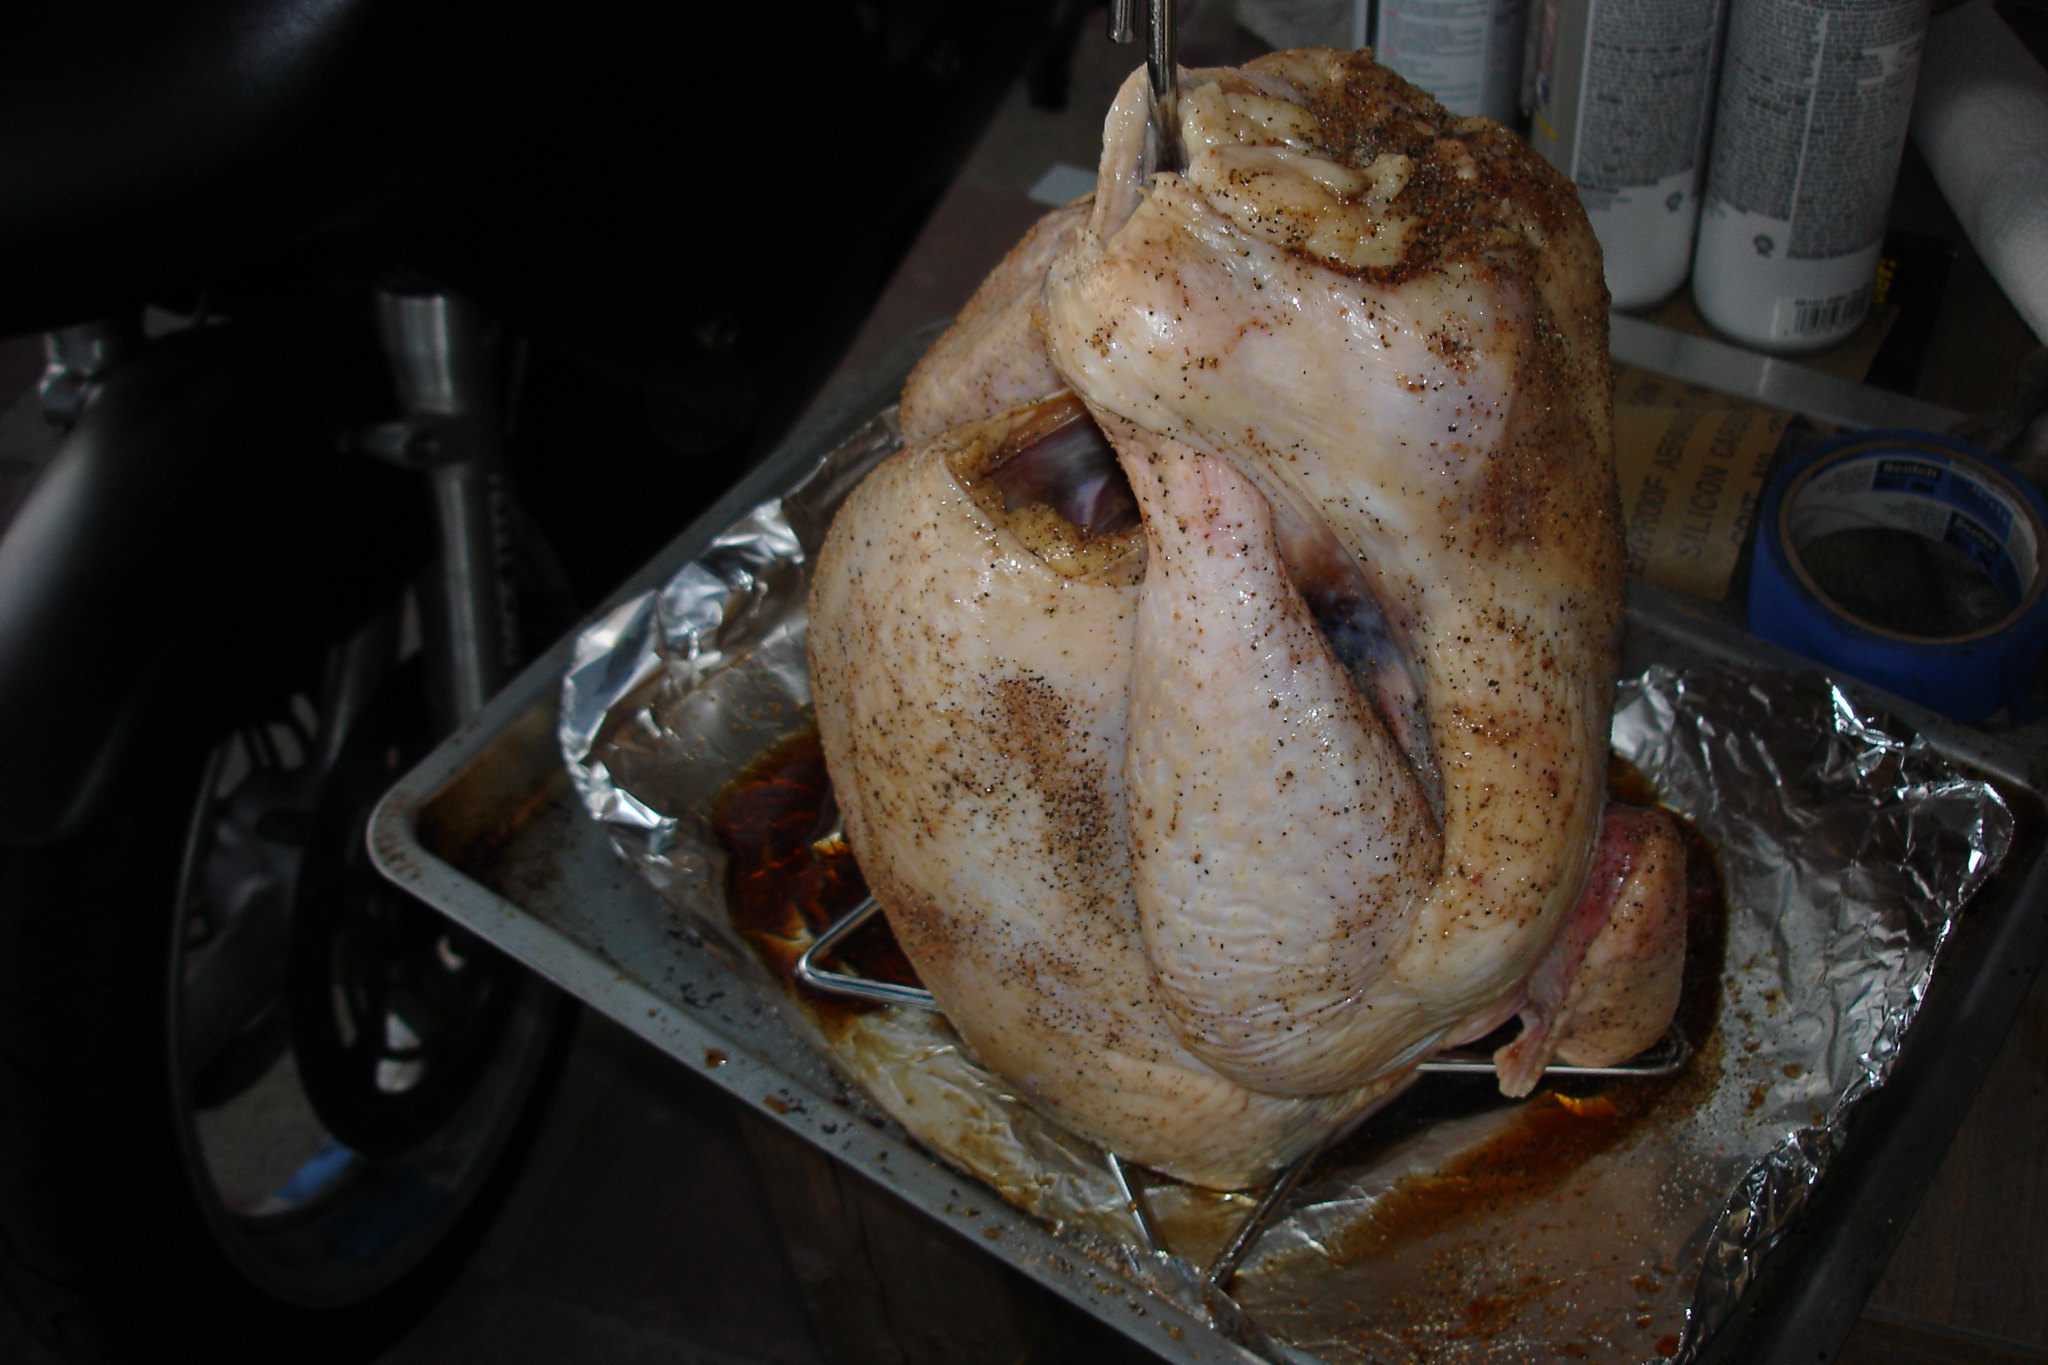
808, 49, 1687, 1190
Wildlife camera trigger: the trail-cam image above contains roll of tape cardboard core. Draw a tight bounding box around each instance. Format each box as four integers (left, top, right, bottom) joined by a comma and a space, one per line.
1746, 429, 2048, 723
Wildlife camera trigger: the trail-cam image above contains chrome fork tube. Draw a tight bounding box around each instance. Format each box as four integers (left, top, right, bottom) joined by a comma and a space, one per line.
374, 288, 517, 726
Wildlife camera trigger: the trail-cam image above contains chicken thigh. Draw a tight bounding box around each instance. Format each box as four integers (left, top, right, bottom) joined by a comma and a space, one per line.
809, 49, 1686, 1188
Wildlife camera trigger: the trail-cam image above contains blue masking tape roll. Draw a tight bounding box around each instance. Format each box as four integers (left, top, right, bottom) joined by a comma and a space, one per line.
1746, 429, 2048, 724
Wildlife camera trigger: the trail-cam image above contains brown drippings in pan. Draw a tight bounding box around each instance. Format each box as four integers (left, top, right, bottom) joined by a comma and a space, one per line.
708, 728, 915, 1014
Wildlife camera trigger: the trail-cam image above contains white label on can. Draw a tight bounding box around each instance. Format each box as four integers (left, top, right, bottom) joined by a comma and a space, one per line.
1703, 0, 1926, 264
1374, 0, 1529, 122
1694, 207, 1881, 346
1527, 0, 1725, 307
1566, 0, 1725, 195
1692, 0, 1928, 350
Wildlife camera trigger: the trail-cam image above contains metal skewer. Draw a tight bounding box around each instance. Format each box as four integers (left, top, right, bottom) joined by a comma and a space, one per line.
1109, 0, 1183, 174
1147, 0, 1182, 173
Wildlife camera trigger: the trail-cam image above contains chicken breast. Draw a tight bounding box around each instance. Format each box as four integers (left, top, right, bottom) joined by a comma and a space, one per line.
809, 49, 1685, 1188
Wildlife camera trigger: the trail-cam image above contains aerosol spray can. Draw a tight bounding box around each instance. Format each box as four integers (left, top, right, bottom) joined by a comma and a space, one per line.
1525, 0, 1728, 311
1690, 0, 1930, 353
1359, 0, 1531, 123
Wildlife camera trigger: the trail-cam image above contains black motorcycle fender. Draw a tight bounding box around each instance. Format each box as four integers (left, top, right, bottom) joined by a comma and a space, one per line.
0, 318, 434, 844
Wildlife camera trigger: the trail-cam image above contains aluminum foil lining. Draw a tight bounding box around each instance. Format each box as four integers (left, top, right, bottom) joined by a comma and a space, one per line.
558, 407, 2014, 1364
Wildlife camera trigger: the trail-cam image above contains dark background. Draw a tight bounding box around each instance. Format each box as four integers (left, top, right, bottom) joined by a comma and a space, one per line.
3, 2, 2048, 1362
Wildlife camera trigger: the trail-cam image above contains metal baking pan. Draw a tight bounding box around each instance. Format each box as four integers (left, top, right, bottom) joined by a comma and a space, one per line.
369, 316, 2048, 1365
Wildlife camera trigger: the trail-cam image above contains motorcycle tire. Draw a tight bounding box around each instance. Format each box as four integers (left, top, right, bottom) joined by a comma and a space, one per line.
0, 616, 572, 1363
